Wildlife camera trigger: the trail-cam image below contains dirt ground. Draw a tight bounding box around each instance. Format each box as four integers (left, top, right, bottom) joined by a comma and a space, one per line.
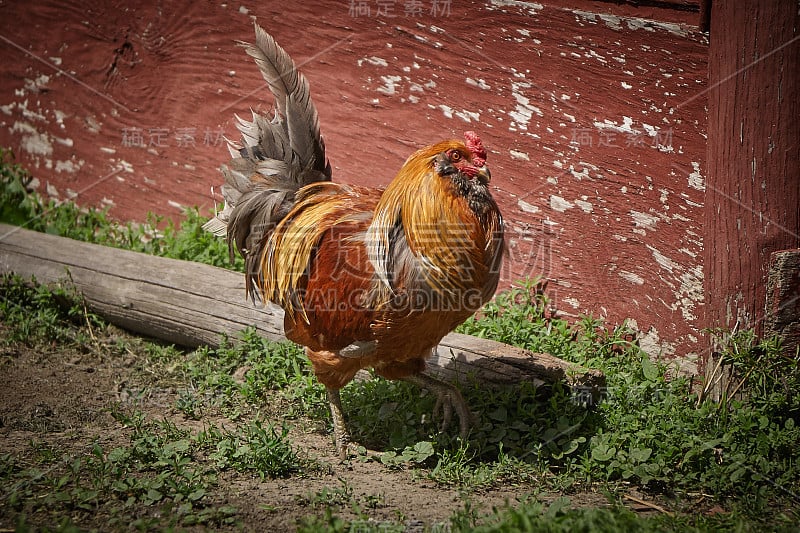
0, 323, 631, 530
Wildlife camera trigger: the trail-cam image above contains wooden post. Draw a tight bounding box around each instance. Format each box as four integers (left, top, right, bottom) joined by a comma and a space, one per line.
703, 0, 800, 399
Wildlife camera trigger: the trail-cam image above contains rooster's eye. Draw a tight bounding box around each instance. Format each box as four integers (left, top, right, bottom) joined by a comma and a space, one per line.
449, 150, 462, 162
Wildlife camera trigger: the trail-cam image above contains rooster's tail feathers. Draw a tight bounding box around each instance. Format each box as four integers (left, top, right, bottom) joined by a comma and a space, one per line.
203, 23, 331, 298
239, 23, 330, 183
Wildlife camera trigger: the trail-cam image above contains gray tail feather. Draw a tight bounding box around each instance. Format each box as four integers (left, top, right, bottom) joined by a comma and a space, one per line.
203, 22, 332, 300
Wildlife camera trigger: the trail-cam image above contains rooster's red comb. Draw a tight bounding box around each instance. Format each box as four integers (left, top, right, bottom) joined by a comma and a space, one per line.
464, 131, 486, 167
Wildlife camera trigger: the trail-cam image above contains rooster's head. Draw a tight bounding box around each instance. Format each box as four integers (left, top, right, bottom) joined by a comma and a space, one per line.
432, 131, 491, 186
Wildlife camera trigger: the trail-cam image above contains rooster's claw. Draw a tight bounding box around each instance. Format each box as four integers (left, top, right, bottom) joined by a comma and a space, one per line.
405, 373, 472, 439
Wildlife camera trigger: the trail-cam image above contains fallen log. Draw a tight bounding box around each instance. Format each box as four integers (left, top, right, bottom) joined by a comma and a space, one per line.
0, 223, 603, 394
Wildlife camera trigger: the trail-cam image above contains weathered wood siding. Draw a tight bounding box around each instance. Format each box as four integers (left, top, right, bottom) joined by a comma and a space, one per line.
0, 1, 709, 368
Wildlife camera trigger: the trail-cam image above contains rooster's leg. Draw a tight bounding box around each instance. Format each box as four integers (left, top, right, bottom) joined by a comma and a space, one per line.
403, 373, 471, 439
326, 387, 351, 460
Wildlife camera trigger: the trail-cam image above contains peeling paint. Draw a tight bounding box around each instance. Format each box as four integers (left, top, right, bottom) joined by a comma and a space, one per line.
489, 0, 544, 15
11, 121, 52, 157
687, 161, 704, 190
509, 81, 543, 131
587, 49, 607, 63
628, 320, 678, 358
377, 75, 402, 95
518, 199, 539, 213
630, 210, 659, 231
437, 104, 453, 119
574, 199, 593, 213
619, 270, 645, 285
549, 195, 574, 212
455, 109, 480, 122
357, 56, 388, 67
55, 159, 84, 173
593, 115, 635, 134
466, 77, 491, 90
568, 165, 590, 180
647, 245, 679, 273
683, 198, 702, 208
676, 266, 703, 321
640, 241, 703, 323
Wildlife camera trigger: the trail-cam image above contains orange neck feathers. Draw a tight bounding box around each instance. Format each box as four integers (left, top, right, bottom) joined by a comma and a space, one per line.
367, 139, 504, 304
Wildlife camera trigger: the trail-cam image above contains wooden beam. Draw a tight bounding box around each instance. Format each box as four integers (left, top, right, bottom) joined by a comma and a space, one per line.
0, 223, 603, 393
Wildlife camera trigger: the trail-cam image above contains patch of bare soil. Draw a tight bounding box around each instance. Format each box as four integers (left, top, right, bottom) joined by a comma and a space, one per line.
0, 326, 613, 530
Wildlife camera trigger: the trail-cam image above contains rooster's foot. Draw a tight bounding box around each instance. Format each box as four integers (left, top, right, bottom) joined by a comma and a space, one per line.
404, 373, 472, 439
326, 387, 380, 461
326, 387, 353, 460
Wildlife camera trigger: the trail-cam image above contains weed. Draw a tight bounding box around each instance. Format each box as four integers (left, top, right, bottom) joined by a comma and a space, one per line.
0, 274, 104, 347
705, 328, 800, 417
379, 440, 436, 467
1, 426, 236, 529
198, 419, 304, 479
451, 497, 667, 533
300, 478, 358, 509
296, 479, 394, 533
177, 328, 326, 420
297, 513, 406, 533
175, 388, 203, 420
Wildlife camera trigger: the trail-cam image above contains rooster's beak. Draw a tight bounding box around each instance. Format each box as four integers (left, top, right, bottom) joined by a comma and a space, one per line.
475, 165, 491, 184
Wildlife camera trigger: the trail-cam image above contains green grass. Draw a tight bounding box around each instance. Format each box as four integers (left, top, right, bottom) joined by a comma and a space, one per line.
0, 272, 105, 346
2, 148, 800, 530
3, 417, 238, 530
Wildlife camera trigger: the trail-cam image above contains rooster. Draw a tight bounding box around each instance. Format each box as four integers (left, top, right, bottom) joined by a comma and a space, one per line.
205, 23, 505, 458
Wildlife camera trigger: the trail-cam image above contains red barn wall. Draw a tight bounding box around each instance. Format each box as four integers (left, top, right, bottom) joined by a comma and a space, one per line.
0, 1, 708, 371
